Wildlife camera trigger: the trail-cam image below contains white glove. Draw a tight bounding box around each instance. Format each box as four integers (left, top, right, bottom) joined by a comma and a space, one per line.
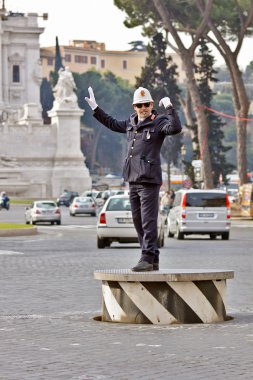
85, 87, 98, 110
159, 97, 173, 109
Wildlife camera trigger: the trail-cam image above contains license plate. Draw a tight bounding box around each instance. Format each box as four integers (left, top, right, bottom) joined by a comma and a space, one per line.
43, 210, 53, 214
198, 212, 214, 218
117, 217, 133, 224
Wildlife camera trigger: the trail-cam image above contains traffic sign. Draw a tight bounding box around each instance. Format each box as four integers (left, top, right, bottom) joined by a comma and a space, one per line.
192, 160, 202, 168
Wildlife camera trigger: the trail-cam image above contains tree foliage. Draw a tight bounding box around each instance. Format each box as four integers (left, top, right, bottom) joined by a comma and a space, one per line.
128, 40, 147, 51
196, 40, 234, 186
114, 0, 253, 186
40, 78, 54, 124
74, 70, 133, 174
40, 68, 134, 174
54, 36, 64, 73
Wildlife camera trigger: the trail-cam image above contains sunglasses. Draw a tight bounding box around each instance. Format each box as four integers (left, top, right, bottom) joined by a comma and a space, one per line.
134, 102, 151, 108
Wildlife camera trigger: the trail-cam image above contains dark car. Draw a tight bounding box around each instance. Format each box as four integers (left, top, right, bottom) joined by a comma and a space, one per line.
56, 191, 79, 207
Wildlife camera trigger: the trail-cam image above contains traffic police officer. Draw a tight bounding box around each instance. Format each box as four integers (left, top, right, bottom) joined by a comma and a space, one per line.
85, 86, 182, 271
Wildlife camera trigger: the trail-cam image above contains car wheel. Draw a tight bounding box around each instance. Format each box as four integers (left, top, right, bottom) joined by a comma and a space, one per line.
70, 213, 75, 216
56, 221, 61, 225
105, 240, 111, 247
221, 232, 229, 240
25, 220, 29, 225
97, 237, 106, 249
167, 227, 174, 238
175, 224, 184, 240
210, 234, 216, 240
30, 217, 36, 225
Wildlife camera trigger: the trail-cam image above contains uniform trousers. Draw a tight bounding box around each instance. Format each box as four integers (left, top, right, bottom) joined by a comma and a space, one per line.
129, 182, 160, 264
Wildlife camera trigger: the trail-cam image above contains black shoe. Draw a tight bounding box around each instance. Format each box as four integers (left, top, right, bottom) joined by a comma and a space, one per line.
153, 263, 159, 271
131, 260, 153, 272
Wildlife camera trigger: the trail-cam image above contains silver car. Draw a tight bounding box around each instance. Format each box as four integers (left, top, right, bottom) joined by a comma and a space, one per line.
167, 189, 231, 240
97, 194, 165, 248
69, 196, 97, 216
25, 200, 61, 225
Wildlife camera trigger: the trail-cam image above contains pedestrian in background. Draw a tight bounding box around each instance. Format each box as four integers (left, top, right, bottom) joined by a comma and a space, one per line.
160, 191, 171, 216
85, 86, 182, 271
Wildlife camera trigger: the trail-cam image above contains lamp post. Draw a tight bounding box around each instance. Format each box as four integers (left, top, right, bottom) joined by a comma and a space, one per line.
181, 144, 186, 187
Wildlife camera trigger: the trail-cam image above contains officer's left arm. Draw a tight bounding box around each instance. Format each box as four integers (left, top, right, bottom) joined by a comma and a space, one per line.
158, 107, 182, 135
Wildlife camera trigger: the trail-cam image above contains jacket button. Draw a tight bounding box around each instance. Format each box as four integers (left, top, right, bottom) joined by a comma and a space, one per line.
129, 155, 133, 158
131, 147, 134, 149
133, 138, 136, 141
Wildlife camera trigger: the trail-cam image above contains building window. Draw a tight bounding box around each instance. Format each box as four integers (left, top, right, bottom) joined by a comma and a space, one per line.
12, 65, 20, 83
65, 54, 71, 62
101, 59, 105, 69
91, 56, 97, 65
47, 57, 53, 66
123, 60, 127, 70
75, 55, 88, 63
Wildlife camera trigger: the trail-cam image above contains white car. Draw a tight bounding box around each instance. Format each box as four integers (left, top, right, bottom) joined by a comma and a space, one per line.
69, 196, 97, 216
167, 189, 231, 240
97, 194, 165, 248
25, 200, 61, 225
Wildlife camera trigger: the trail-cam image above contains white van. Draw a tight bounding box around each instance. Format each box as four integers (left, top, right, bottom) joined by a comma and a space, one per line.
167, 189, 231, 240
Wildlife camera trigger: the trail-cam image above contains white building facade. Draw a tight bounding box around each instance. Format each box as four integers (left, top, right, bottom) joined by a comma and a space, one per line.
0, 7, 91, 197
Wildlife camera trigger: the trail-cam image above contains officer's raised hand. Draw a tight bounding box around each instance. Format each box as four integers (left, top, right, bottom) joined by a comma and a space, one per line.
159, 97, 173, 109
85, 87, 98, 110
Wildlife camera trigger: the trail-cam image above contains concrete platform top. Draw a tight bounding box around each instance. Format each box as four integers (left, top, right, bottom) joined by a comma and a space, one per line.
93, 269, 234, 282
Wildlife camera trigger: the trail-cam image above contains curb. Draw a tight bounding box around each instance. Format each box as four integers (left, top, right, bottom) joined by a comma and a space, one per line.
0, 227, 38, 237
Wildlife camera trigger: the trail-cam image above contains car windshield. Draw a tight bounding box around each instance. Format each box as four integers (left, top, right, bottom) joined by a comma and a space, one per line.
61, 192, 71, 197
186, 193, 227, 207
36, 202, 56, 208
76, 197, 92, 204
107, 198, 132, 211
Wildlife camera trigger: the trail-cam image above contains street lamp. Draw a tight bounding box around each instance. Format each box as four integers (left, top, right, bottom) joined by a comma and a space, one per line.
181, 144, 186, 187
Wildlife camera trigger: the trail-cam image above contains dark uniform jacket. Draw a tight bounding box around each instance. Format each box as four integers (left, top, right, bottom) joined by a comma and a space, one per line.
93, 106, 182, 185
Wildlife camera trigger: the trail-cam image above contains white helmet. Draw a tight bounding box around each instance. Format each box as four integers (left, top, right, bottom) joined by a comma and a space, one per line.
132, 87, 153, 105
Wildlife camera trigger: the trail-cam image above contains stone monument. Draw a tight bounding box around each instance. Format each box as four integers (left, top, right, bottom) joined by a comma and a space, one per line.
48, 67, 91, 197
0, 8, 91, 197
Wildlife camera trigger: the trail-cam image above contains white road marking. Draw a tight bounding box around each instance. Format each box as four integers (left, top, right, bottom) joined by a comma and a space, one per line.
232, 224, 253, 228
38, 225, 96, 230
0, 250, 24, 255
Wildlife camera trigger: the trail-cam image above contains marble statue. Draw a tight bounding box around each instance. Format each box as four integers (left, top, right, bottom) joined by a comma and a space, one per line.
53, 67, 78, 106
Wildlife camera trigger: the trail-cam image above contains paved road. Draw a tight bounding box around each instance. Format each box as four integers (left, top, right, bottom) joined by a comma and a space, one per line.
0, 206, 253, 379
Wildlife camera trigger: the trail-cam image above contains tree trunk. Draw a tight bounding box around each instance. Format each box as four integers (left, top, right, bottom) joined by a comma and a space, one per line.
182, 54, 213, 188
179, 92, 198, 152
90, 126, 102, 171
203, 5, 253, 185
236, 120, 248, 184
152, 0, 214, 188
228, 61, 249, 184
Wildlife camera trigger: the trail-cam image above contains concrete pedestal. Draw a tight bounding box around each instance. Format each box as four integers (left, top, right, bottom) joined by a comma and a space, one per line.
94, 269, 234, 324
48, 107, 91, 196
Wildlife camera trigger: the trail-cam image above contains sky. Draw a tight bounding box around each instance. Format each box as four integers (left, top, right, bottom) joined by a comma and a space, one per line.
6, 0, 253, 69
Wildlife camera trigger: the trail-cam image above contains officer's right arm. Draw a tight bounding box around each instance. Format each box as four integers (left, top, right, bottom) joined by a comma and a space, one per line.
158, 109, 182, 136
93, 108, 128, 133
158, 97, 182, 136
85, 87, 128, 133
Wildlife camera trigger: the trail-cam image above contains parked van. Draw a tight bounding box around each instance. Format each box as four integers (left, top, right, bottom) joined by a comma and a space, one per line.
167, 189, 231, 240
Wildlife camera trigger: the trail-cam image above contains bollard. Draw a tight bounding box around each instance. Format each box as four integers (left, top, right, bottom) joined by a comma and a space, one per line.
94, 269, 234, 324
